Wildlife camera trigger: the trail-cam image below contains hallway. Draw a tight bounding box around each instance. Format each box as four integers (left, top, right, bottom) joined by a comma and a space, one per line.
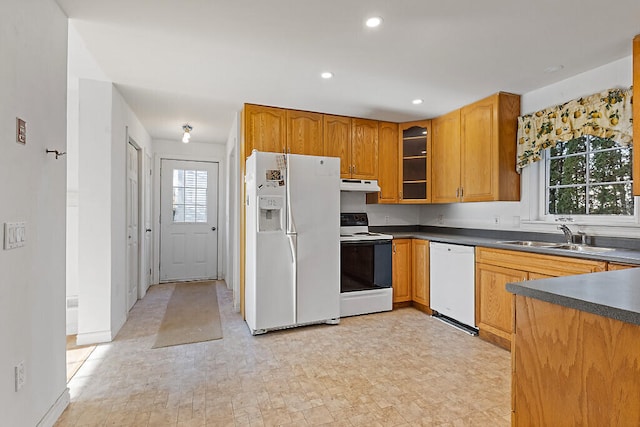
55, 283, 511, 426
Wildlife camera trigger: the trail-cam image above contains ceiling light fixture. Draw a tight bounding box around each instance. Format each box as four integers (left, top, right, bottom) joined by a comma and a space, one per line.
182, 124, 192, 143
412, 99, 424, 105
321, 71, 334, 79
365, 16, 383, 28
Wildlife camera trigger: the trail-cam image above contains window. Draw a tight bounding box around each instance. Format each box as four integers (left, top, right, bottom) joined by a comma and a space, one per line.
546, 135, 633, 216
172, 169, 208, 223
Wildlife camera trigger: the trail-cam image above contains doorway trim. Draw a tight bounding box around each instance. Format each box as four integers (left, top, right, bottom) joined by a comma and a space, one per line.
126, 132, 144, 311
152, 152, 226, 285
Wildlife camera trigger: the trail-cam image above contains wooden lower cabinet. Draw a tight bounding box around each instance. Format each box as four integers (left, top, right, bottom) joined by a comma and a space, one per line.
475, 263, 527, 349
392, 239, 412, 304
608, 262, 637, 270
392, 239, 431, 311
411, 239, 431, 313
512, 295, 640, 425
475, 247, 606, 350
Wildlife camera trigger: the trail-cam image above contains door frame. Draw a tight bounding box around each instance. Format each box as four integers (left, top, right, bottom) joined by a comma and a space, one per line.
125, 133, 144, 311
152, 153, 225, 285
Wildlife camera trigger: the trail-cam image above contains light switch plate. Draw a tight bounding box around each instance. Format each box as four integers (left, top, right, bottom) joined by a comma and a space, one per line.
4, 222, 26, 250
16, 118, 26, 145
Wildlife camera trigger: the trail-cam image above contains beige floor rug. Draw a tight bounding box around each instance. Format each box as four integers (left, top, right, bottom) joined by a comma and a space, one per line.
152, 281, 223, 348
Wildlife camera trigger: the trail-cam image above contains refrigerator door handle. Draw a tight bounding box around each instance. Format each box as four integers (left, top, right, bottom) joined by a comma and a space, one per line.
287, 232, 298, 321
285, 159, 297, 235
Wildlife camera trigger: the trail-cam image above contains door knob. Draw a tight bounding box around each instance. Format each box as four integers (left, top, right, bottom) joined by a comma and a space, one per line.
211, 227, 217, 231
145, 228, 152, 232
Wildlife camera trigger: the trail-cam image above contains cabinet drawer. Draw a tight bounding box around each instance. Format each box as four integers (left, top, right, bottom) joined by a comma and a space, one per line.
476, 247, 606, 277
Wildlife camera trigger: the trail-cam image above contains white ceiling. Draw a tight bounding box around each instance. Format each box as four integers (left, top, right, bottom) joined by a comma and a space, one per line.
55, 0, 640, 145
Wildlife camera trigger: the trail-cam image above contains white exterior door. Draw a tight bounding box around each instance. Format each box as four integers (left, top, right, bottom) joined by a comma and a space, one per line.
126, 142, 140, 311
160, 159, 218, 282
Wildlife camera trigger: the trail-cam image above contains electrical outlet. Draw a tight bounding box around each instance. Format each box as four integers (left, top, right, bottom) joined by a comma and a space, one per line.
493, 216, 500, 225
437, 214, 444, 225
15, 361, 25, 391
384, 215, 390, 224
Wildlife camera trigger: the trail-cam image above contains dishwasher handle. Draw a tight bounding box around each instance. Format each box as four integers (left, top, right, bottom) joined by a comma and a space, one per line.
429, 242, 474, 254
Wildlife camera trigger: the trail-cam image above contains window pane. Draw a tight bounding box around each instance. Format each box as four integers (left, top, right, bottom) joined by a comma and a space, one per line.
589, 183, 634, 215
173, 204, 184, 222
185, 170, 197, 187
173, 187, 184, 204
549, 155, 586, 186
197, 171, 208, 188
588, 149, 632, 183
589, 136, 617, 151
196, 206, 207, 222
173, 169, 184, 187
548, 187, 586, 215
184, 205, 196, 222
549, 138, 586, 157
185, 188, 196, 204
196, 188, 207, 205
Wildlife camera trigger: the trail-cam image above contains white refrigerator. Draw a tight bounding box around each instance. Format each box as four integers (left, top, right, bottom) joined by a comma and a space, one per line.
245, 151, 341, 335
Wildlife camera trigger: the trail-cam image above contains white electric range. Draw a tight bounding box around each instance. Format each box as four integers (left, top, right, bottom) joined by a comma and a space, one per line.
339, 213, 393, 317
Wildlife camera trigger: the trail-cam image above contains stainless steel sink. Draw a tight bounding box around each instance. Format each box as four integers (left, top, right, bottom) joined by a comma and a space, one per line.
497, 240, 562, 248
554, 244, 616, 253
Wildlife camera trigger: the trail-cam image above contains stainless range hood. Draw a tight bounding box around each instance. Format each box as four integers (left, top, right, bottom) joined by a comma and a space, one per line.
340, 179, 381, 192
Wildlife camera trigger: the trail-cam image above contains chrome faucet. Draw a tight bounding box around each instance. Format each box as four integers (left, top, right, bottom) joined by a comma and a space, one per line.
558, 224, 573, 244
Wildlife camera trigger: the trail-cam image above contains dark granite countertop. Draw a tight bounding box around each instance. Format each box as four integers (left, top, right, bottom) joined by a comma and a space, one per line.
506, 269, 640, 326
370, 225, 640, 325
372, 226, 640, 265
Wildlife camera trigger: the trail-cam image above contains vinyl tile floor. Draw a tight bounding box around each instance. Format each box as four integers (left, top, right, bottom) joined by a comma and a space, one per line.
55, 282, 511, 427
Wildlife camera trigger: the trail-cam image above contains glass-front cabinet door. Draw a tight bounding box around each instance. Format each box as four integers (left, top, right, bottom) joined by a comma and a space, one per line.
399, 120, 431, 203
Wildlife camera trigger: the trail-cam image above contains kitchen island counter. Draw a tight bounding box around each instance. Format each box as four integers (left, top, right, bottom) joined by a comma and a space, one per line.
506, 268, 640, 326
507, 267, 640, 425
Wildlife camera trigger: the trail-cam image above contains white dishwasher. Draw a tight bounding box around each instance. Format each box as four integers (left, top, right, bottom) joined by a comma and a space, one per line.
429, 242, 476, 332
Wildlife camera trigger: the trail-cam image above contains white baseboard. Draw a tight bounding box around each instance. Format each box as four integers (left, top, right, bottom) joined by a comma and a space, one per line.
76, 330, 112, 346
37, 388, 69, 427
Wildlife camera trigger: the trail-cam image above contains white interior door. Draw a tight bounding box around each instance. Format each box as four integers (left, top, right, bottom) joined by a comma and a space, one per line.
160, 159, 218, 282
126, 142, 140, 311
143, 151, 153, 295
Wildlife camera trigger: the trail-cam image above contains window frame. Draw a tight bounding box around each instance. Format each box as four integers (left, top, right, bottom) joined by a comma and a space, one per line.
535, 142, 639, 226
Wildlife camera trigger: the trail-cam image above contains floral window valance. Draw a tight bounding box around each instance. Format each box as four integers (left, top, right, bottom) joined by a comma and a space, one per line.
516, 87, 633, 171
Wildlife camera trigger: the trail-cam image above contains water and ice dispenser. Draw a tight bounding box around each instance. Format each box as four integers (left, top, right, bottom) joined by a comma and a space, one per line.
258, 196, 283, 232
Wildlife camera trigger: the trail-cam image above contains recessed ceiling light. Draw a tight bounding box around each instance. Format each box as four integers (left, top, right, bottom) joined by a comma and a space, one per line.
544, 65, 564, 73
365, 16, 383, 28
321, 72, 333, 79
412, 99, 424, 105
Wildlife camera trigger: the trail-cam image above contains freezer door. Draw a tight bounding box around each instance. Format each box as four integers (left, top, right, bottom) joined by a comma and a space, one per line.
245, 151, 295, 331
287, 154, 341, 324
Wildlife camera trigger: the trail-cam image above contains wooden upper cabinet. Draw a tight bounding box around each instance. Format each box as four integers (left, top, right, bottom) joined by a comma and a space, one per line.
323, 114, 351, 177
243, 104, 287, 156
286, 110, 324, 156
431, 109, 461, 203
461, 92, 520, 202
367, 121, 398, 203
430, 92, 520, 204
351, 118, 379, 179
399, 120, 431, 203
633, 34, 640, 196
